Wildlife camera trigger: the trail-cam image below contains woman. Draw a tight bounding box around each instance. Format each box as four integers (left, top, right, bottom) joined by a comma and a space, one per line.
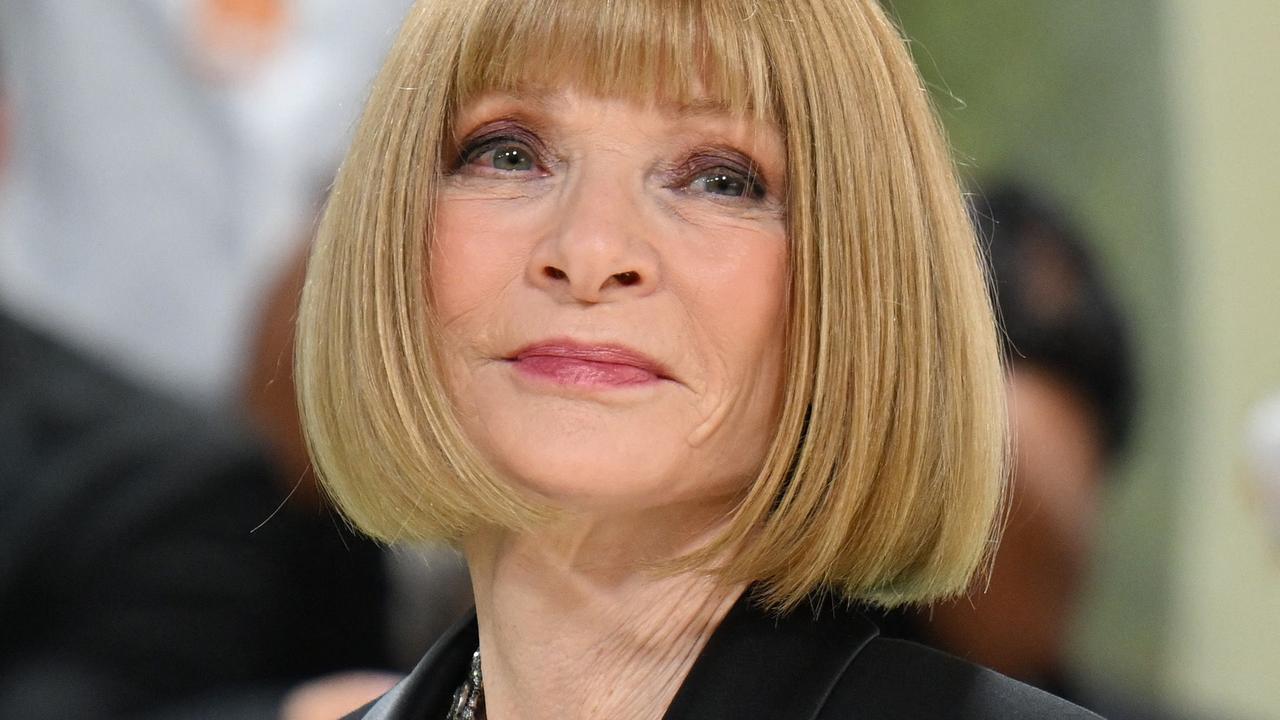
298, 0, 1098, 717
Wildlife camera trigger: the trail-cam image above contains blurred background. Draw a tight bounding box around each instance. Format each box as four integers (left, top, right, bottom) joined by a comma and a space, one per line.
0, 1, 1276, 718
889, 1, 1280, 718
888, 2, 1280, 719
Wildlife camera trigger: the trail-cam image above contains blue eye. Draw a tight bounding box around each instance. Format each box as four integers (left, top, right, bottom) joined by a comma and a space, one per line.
688, 167, 765, 200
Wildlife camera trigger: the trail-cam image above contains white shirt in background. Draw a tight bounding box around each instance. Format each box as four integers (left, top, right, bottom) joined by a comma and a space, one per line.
0, 0, 413, 404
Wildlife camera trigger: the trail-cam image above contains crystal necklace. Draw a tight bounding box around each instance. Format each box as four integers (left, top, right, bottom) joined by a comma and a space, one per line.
446, 650, 484, 720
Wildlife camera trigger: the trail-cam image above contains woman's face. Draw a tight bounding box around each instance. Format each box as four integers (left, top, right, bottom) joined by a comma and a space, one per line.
430, 87, 788, 514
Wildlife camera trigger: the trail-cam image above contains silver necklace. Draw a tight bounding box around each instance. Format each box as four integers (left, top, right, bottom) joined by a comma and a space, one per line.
446, 649, 484, 720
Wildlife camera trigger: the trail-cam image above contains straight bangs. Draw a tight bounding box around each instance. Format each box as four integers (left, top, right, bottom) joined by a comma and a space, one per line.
447, 0, 776, 122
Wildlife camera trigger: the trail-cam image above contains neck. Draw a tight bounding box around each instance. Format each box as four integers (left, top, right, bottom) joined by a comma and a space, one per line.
463, 503, 746, 720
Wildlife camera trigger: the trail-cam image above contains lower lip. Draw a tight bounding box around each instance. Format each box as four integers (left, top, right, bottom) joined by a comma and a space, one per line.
511, 356, 660, 387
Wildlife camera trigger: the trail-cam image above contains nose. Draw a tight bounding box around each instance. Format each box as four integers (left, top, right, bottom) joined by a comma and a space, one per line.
527, 168, 660, 304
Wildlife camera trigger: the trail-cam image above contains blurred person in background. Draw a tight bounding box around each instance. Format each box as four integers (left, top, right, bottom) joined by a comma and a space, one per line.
0, 0, 412, 405
0, 5, 435, 718
0, 305, 396, 719
0, 52, 398, 719
873, 183, 1197, 720
0, 0, 478, 700
244, 242, 476, 671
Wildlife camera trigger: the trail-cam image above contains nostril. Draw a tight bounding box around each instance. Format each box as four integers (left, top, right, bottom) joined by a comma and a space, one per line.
613, 271, 641, 286
544, 266, 568, 281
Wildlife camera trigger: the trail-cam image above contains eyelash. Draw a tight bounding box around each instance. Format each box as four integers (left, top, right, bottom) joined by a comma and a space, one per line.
451, 125, 549, 176
672, 153, 768, 202
450, 125, 769, 203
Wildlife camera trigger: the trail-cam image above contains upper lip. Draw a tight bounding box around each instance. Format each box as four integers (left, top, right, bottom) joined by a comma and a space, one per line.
508, 338, 674, 381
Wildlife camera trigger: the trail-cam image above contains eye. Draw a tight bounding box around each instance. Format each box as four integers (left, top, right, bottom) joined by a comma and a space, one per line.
477, 143, 536, 172
453, 131, 547, 177
685, 166, 767, 201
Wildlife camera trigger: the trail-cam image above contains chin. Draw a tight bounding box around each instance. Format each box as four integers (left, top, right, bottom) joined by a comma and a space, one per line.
480, 425, 691, 512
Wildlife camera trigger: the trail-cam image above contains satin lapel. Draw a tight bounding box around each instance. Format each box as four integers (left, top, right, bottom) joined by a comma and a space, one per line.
662, 593, 880, 720
357, 610, 479, 719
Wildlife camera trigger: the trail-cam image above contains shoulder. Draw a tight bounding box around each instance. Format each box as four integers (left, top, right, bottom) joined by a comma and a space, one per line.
824, 635, 1102, 719
662, 587, 1098, 720
0, 309, 269, 511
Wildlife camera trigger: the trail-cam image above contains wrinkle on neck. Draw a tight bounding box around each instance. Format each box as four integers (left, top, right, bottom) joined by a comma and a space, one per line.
463, 511, 745, 720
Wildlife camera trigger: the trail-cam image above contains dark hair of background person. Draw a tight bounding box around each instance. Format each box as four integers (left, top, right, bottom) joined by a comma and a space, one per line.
975, 183, 1137, 457
869, 181, 1229, 720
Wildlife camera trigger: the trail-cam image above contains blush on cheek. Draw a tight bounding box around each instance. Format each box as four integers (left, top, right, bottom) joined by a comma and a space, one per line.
681, 242, 788, 449
429, 196, 533, 322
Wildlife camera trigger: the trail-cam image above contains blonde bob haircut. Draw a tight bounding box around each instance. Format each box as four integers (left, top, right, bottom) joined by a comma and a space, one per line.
297, 0, 1008, 610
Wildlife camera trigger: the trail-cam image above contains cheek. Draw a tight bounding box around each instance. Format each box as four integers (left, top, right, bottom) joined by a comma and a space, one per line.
718, 248, 787, 360
674, 222, 789, 449
429, 197, 531, 329
428, 199, 533, 422
675, 217, 787, 351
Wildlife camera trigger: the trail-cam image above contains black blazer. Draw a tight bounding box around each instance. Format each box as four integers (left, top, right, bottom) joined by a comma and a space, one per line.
349, 589, 1100, 719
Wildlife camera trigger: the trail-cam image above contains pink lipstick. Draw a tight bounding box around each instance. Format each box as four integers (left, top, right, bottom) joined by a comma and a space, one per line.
509, 340, 668, 387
